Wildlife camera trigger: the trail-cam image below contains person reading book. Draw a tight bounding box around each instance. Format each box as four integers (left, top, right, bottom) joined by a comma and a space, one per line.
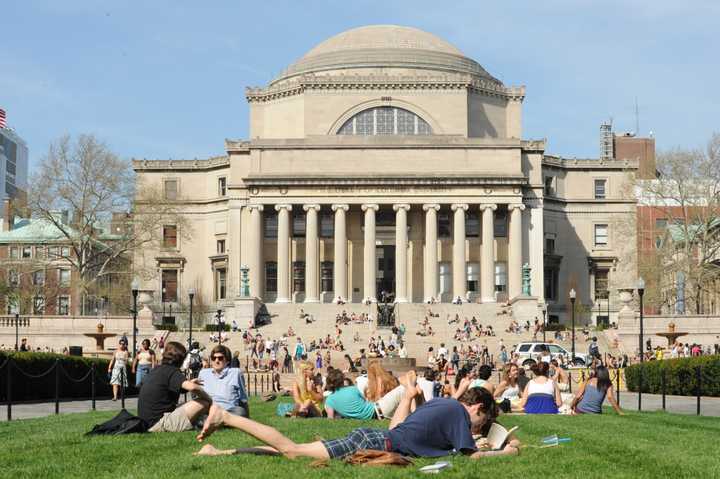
194, 372, 520, 460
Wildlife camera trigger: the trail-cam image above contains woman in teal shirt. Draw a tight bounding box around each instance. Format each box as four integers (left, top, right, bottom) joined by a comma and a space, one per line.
324, 369, 376, 419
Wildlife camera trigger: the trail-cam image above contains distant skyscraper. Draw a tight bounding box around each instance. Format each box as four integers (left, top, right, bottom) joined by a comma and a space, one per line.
0, 110, 29, 221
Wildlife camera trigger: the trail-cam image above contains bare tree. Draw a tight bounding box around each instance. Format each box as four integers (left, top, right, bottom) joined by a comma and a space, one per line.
27, 134, 190, 314
636, 133, 720, 314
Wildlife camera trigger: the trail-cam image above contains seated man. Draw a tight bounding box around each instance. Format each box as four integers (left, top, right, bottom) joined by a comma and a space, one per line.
198, 345, 250, 418
195, 372, 520, 461
138, 341, 212, 432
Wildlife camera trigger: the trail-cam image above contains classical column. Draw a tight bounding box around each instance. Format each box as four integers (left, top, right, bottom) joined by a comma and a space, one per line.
247, 204, 264, 299
508, 203, 526, 299
451, 203, 468, 302
480, 204, 497, 303
361, 204, 379, 303
393, 204, 411, 303
332, 204, 349, 302
529, 201, 545, 299
423, 204, 440, 302
303, 204, 321, 303
274, 204, 292, 303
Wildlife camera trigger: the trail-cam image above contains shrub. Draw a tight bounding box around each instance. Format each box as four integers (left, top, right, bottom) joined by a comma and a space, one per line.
625, 355, 720, 397
0, 351, 123, 402
205, 324, 230, 332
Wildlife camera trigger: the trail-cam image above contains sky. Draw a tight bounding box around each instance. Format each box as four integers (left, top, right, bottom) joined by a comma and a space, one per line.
1, 0, 718, 171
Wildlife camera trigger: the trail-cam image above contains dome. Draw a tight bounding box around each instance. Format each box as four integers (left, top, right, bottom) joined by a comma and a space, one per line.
271, 25, 500, 86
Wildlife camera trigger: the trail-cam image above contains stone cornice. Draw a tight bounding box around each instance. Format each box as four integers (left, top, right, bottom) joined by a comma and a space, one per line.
243, 174, 527, 187
246, 73, 524, 103
228, 136, 524, 151
132, 156, 229, 171
542, 155, 638, 171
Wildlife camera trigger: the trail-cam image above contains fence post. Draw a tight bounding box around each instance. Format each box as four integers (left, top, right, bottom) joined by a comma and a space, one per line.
91, 363, 96, 411
616, 368, 621, 407
638, 366, 642, 412
121, 368, 126, 410
696, 366, 701, 416
254, 374, 258, 396
661, 367, 666, 411
54, 360, 60, 415
568, 372, 572, 394
6, 359, 12, 422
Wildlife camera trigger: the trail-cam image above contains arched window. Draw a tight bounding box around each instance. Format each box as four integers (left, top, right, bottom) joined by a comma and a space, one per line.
338, 107, 432, 136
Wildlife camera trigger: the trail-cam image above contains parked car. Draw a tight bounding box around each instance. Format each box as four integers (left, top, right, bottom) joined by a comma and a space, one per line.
513, 341, 588, 367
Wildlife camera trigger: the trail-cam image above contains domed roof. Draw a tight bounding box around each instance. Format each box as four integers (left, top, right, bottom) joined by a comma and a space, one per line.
271, 25, 500, 86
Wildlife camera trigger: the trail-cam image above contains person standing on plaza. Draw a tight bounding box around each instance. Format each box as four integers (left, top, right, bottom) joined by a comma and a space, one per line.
108, 339, 130, 401
132, 339, 156, 388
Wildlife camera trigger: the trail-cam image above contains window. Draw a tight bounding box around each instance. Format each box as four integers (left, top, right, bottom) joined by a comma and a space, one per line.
218, 177, 227, 197
35, 247, 46, 260
164, 179, 178, 200
8, 270, 19, 286
216, 239, 226, 254
58, 296, 70, 316
292, 212, 306, 237
321, 261, 333, 292
439, 262, 451, 294
494, 209, 507, 237
495, 262, 507, 293
337, 107, 432, 136
518, 344, 531, 353
61, 246, 70, 258
9, 247, 18, 259
48, 246, 59, 258
22, 246, 32, 259
467, 262, 479, 293
545, 237, 555, 254
438, 212, 451, 238
544, 268, 558, 301
655, 218, 667, 230
161, 270, 178, 302
544, 176, 554, 196
594, 224, 608, 246
264, 212, 278, 239
33, 296, 45, 315
163, 225, 177, 248
595, 268, 609, 299
265, 262, 277, 293
292, 261, 305, 292
32, 270, 45, 286
215, 268, 227, 300
59, 269, 71, 286
466, 212, 479, 237
320, 213, 334, 238
594, 179, 606, 199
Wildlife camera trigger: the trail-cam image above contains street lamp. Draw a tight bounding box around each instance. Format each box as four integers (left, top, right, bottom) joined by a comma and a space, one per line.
188, 288, 195, 349
14, 312, 20, 351
569, 288, 577, 364
131, 278, 139, 357
216, 309, 223, 344
637, 277, 645, 411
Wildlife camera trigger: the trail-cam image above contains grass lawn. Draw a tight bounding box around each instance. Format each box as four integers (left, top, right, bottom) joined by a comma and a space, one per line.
2, 399, 719, 479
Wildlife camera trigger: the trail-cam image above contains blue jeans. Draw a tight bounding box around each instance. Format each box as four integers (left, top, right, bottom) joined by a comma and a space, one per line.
136, 364, 151, 387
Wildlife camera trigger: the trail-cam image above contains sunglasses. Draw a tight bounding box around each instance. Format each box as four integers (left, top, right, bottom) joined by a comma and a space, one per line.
211, 355, 227, 361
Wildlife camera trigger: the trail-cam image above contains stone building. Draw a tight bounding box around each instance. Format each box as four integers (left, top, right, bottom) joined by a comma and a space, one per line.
133, 25, 639, 327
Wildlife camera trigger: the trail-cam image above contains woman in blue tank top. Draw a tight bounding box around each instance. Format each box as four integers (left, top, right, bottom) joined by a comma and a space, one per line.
571, 366, 623, 415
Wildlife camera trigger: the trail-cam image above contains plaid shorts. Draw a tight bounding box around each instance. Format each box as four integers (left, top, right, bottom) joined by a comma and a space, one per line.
322, 428, 391, 459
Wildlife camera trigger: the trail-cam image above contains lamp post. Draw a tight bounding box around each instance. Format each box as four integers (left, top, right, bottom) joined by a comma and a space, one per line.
569, 288, 577, 364
131, 278, 139, 357
188, 288, 195, 349
14, 312, 20, 351
637, 277, 645, 411
216, 309, 223, 344
542, 304, 547, 342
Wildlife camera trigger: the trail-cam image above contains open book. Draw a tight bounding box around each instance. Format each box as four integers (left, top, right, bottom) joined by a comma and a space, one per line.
486, 423, 519, 450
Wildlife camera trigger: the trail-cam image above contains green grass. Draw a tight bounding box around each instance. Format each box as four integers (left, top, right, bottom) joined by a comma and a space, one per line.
2, 399, 719, 479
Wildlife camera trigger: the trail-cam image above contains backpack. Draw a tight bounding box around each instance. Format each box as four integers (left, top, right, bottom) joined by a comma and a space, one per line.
86, 409, 148, 435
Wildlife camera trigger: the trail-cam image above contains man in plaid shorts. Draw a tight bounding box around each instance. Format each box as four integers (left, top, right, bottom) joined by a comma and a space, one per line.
195, 371, 520, 460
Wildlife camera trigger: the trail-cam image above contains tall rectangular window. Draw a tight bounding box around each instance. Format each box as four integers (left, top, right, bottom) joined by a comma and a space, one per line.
59, 269, 71, 286
9, 270, 19, 286
32, 270, 45, 286
495, 262, 507, 293
58, 296, 70, 316
438, 212, 451, 238
22, 246, 32, 259
595, 268, 609, 299
594, 179, 606, 199
292, 212, 306, 237
33, 296, 45, 315
439, 262, 451, 294
161, 270, 178, 302
218, 177, 227, 197
9, 247, 19, 259
544, 176, 554, 196
545, 237, 555, 254
467, 262, 479, 293
264, 212, 278, 238
215, 268, 227, 300
320, 213, 334, 238
164, 179, 178, 200
466, 212, 480, 237
494, 209, 508, 237
216, 239, 226, 254
594, 224, 608, 246
292, 261, 305, 292
544, 268, 558, 301
163, 225, 177, 248
265, 262, 277, 293
321, 261, 333, 292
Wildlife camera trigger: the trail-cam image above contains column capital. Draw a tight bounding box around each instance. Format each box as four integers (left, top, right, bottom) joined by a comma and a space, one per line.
393, 203, 411, 212
247, 204, 264, 212
479, 203, 497, 211
331, 204, 349, 212
451, 203, 469, 211
508, 203, 526, 211
422, 203, 441, 211
274, 204, 293, 212
361, 203, 379, 212
302, 204, 321, 212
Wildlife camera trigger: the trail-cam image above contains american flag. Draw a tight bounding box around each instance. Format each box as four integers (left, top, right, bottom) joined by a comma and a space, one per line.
0, 108, 6, 129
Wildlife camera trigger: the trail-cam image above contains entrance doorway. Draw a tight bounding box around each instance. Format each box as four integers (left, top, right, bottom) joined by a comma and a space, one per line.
376, 245, 395, 301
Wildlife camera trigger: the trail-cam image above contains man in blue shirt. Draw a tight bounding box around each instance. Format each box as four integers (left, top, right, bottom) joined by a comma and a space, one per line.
198, 345, 249, 418
195, 372, 520, 460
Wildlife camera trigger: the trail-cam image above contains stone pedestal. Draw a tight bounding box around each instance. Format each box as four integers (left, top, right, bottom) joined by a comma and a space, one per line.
233, 296, 262, 328
617, 288, 636, 328
510, 295, 540, 324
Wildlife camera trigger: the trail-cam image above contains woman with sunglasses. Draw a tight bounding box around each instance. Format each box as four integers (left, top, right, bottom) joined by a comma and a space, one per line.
198, 345, 250, 418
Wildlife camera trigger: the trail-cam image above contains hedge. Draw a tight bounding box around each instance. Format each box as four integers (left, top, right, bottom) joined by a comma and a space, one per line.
0, 352, 136, 402
625, 355, 720, 397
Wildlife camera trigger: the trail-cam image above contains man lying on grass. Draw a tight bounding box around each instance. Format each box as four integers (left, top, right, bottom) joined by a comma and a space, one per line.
194, 371, 520, 460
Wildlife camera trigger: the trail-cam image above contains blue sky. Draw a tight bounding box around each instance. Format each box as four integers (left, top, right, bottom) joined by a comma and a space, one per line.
2, 1, 718, 169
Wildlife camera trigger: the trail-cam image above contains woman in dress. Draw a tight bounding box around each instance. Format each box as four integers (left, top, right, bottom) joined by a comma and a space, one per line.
108, 340, 130, 401
291, 361, 323, 417
131, 339, 156, 387
520, 361, 562, 414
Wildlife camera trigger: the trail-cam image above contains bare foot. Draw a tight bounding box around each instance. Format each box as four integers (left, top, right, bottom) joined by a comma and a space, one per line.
196, 405, 225, 442
194, 444, 224, 456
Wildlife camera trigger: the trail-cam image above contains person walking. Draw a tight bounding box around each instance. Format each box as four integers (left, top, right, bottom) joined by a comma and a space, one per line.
108, 340, 130, 401
132, 339, 157, 388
